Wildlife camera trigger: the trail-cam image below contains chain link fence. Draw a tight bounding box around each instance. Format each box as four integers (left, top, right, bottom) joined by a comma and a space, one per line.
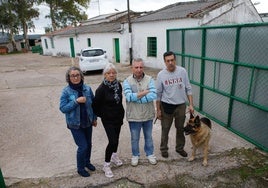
167, 23, 268, 151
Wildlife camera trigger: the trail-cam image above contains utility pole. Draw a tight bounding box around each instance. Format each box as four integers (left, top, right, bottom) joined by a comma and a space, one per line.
97, 0, 100, 15
127, 0, 133, 65
92, 0, 101, 15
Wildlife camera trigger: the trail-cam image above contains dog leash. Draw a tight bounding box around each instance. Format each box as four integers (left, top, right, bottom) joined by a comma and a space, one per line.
185, 110, 190, 114
154, 117, 158, 124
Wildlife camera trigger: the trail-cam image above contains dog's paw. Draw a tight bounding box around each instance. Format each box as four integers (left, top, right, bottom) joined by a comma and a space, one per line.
202, 160, 208, 166
188, 156, 195, 162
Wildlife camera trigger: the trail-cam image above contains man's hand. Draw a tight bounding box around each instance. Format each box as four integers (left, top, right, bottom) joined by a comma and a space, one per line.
92, 120, 97, 127
137, 90, 149, 99
157, 109, 162, 120
188, 105, 194, 114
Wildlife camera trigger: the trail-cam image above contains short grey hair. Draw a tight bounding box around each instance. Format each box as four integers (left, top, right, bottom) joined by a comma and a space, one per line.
132, 58, 144, 66
65, 66, 84, 83
103, 63, 117, 75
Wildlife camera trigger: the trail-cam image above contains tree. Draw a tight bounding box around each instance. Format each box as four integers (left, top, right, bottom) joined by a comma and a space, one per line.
0, 0, 39, 51
38, 0, 90, 32
13, 0, 39, 50
0, 0, 20, 51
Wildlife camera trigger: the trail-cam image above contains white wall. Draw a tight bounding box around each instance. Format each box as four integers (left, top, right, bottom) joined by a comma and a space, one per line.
132, 19, 199, 69
132, 0, 262, 69
41, 35, 53, 55
41, 30, 129, 64
199, 0, 262, 25
41, 0, 262, 69
74, 32, 129, 64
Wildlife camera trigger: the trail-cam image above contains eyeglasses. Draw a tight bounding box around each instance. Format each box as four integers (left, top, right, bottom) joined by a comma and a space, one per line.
70, 74, 81, 78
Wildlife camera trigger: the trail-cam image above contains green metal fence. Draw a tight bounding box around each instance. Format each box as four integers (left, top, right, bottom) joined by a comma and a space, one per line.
0, 168, 6, 188
167, 22, 268, 152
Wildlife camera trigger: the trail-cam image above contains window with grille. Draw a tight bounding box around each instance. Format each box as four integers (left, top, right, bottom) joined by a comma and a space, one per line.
147, 37, 157, 57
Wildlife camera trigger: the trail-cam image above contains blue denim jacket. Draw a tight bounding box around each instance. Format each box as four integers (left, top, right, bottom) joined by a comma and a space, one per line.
59, 84, 96, 129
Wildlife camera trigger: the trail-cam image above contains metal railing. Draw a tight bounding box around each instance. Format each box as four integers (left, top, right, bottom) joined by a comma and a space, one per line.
167, 22, 268, 152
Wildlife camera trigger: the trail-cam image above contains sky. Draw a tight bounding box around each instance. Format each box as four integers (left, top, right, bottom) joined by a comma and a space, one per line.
31, 0, 268, 34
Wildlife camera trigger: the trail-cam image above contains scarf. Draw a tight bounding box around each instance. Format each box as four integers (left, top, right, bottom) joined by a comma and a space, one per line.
103, 78, 120, 104
69, 80, 84, 94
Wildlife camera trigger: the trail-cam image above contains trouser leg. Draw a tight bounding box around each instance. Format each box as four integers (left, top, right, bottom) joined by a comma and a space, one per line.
174, 104, 186, 151
160, 105, 173, 153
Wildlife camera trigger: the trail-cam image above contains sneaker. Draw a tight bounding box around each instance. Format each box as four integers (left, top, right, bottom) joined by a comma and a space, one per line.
77, 169, 90, 177
147, 155, 157, 165
103, 164, 114, 178
131, 156, 139, 166
111, 153, 123, 166
176, 149, 188, 157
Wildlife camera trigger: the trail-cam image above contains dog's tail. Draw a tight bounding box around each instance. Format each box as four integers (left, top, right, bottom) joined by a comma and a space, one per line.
200, 117, 212, 129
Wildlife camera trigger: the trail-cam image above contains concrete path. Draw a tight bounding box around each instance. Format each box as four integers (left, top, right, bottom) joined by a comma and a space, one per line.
0, 53, 255, 187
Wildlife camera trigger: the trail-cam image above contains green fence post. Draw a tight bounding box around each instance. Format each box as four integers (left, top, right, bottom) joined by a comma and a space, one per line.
0, 168, 6, 188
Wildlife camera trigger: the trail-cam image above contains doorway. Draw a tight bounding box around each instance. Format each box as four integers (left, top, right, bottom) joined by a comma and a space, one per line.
114, 38, 120, 63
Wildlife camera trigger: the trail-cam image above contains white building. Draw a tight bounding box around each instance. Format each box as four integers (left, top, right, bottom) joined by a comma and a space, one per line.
41, 11, 142, 64
41, 0, 262, 68
260, 13, 268, 22
131, 0, 262, 68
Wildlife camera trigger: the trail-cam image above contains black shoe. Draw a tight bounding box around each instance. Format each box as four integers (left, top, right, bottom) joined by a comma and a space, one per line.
78, 169, 90, 177
161, 152, 169, 158
176, 150, 188, 157
86, 163, 96, 171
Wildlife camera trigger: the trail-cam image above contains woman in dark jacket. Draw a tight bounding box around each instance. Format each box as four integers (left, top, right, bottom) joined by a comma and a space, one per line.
92, 63, 124, 178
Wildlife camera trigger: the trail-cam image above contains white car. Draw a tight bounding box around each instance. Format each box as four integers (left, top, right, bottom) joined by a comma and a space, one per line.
77, 47, 109, 73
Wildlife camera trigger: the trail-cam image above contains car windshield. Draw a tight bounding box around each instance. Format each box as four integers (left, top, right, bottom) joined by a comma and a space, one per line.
82, 49, 104, 57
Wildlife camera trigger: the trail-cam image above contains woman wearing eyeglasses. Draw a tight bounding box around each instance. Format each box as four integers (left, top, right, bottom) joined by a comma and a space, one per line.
59, 66, 97, 177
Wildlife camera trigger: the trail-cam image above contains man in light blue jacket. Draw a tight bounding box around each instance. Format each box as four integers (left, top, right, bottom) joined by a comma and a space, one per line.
123, 58, 157, 166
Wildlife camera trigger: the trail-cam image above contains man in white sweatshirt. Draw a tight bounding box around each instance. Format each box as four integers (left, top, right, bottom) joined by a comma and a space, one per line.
156, 51, 194, 158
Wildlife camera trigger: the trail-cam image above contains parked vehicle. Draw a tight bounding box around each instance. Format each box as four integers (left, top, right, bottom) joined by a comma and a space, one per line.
77, 47, 109, 73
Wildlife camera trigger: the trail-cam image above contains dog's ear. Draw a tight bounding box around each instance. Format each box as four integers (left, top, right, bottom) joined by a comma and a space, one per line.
190, 112, 194, 119
194, 115, 200, 124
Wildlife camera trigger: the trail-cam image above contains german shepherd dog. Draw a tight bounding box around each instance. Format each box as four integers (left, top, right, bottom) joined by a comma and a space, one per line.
184, 113, 212, 166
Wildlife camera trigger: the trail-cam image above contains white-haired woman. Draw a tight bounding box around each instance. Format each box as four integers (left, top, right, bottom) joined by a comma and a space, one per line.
92, 63, 125, 178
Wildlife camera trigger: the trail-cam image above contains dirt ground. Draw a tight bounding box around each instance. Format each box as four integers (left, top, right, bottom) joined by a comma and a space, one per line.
0, 53, 267, 188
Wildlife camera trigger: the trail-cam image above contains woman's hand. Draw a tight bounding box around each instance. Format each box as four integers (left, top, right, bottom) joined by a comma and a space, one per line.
76, 96, 86, 103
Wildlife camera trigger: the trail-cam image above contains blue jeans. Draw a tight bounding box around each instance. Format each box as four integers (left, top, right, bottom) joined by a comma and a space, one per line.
129, 120, 154, 157
70, 126, 92, 171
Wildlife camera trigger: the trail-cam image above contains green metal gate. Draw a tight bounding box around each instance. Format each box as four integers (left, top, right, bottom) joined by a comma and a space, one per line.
167, 22, 268, 152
